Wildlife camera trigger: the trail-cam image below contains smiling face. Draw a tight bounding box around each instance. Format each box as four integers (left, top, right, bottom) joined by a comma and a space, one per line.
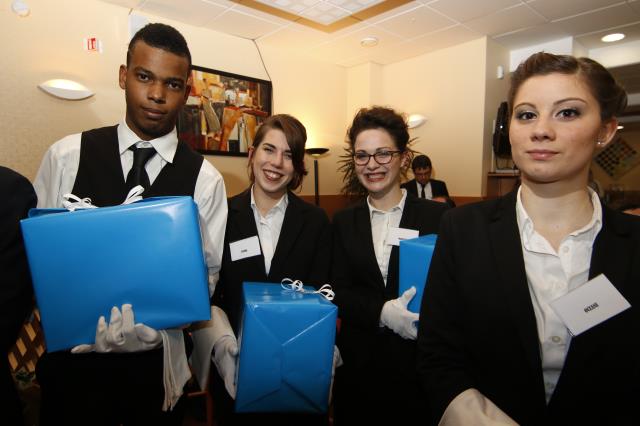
509, 72, 617, 188
249, 128, 295, 199
354, 128, 407, 198
119, 40, 190, 141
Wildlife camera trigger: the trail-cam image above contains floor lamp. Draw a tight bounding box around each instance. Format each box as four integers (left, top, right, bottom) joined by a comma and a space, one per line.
305, 147, 329, 206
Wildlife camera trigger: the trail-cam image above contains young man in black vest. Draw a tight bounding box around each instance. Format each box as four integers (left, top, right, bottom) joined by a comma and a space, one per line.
33, 23, 227, 425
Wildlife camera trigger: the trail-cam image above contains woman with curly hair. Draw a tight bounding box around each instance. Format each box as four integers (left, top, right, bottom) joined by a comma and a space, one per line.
331, 106, 448, 425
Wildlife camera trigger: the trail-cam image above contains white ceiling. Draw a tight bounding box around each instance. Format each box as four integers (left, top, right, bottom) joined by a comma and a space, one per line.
102, 0, 640, 67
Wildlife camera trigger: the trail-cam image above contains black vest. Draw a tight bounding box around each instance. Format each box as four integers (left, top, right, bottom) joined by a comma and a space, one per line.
72, 125, 204, 206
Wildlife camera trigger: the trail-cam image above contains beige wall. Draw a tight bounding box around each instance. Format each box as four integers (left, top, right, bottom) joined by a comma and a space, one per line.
1, 0, 511, 199
0, 0, 347, 197
591, 127, 640, 193
381, 37, 490, 197
482, 39, 512, 192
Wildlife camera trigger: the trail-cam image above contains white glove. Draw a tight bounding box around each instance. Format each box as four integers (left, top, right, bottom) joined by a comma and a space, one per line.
72, 304, 162, 353
329, 345, 343, 402
213, 334, 239, 399
380, 287, 420, 340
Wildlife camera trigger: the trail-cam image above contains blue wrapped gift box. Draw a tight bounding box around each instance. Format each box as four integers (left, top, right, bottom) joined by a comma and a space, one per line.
399, 234, 437, 313
235, 282, 337, 414
20, 196, 211, 352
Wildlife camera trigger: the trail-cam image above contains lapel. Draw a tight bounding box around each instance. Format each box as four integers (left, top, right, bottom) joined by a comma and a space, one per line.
559, 206, 634, 376
354, 200, 387, 289
268, 192, 305, 280
487, 192, 543, 378
386, 196, 422, 295
227, 189, 266, 277
406, 179, 417, 196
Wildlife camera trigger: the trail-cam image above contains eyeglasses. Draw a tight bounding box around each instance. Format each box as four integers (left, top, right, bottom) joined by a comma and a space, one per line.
353, 150, 402, 166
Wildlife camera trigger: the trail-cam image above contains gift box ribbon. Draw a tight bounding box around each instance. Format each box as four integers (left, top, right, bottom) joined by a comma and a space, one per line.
280, 278, 335, 301
62, 185, 145, 211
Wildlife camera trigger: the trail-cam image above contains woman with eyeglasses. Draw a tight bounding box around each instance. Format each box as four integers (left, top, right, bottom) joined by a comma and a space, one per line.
331, 106, 448, 425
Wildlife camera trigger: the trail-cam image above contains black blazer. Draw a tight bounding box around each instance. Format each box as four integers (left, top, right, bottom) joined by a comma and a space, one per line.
331, 194, 447, 422
0, 166, 36, 425
417, 190, 640, 426
401, 178, 449, 198
213, 189, 332, 335
0, 166, 36, 350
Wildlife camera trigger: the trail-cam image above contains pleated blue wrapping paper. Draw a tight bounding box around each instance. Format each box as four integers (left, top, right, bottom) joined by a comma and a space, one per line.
21, 196, 210, 352
235, 282, 337, 413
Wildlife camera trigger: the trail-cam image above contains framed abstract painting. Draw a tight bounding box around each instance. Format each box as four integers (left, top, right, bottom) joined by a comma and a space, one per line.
178, 65, 272, 157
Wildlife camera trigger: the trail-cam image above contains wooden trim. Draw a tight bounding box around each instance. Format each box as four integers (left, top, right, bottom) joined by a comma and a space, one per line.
232, 0, 412, 33
298, 194, 485, 219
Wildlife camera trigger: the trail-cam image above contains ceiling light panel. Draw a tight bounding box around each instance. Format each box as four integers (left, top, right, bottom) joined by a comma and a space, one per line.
255, 0, 383, 24
301, 2, 351, 24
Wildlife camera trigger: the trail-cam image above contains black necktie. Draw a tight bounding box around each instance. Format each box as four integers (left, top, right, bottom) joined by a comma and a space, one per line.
126, 146, 156, 191
420, 184, 426, 199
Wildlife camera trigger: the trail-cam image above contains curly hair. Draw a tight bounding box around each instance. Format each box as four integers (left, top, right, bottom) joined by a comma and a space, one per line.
339, 106, 415, 197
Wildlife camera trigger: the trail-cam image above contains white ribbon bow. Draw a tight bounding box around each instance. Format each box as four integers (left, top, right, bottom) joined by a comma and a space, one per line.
62, 185, 145, 211
280, 278, 335, 301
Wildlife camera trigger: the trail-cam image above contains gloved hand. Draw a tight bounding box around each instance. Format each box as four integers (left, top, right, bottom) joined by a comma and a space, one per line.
213, 334, 239, 399
379, 287, 420, 340
329, 345, 343, 402
72, 304, 162, 353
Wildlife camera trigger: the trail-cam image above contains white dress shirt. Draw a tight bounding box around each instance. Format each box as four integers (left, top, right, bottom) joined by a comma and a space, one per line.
250, 187, 288, 275
516, 187, 602, 402
33, 120, 228, 293
439, 188, 602, 425
415, 181, 433, 199
367, 189, 407, 286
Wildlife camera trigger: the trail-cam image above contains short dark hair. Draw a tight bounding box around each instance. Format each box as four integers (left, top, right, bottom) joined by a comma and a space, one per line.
412, 154, 432, 171
250, 114, 308, 191
127, 23, 191, 70
509, 52, 627, 120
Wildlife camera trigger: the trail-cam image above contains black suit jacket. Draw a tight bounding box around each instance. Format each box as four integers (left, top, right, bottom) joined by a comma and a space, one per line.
417, 190, 640, 426
331, 194, 447, 422
0, 166, 36, 424
1, 166, 36, 350
213, 189, 332, 335
401, 178, 449, 198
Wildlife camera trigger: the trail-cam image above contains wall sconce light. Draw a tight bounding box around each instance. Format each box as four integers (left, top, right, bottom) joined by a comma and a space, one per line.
12, 0, 30, 17
407, 114, 427, 129
38, 79, 94, 100
305, 147, 329, 206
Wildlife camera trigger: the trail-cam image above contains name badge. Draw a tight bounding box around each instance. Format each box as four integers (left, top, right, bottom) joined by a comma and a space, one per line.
386, 227, 419, 246
230, 236, 261, 261
550, 274, 631, 336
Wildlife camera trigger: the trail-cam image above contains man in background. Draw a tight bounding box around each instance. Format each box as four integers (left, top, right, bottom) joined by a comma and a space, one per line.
402, 154, 449, 200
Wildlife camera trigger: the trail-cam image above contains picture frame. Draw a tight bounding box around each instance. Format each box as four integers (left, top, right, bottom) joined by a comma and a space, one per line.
178, 65, 273, 157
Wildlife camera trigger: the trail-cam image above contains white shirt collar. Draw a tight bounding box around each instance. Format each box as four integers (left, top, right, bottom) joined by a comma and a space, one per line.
117, 119, 179, 163
250, 186, 289, 217
367, 188, 408, 219
516, 186, 603, 248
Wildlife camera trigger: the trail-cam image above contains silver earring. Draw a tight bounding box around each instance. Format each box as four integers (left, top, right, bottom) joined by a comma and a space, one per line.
597, 141, 604, 146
